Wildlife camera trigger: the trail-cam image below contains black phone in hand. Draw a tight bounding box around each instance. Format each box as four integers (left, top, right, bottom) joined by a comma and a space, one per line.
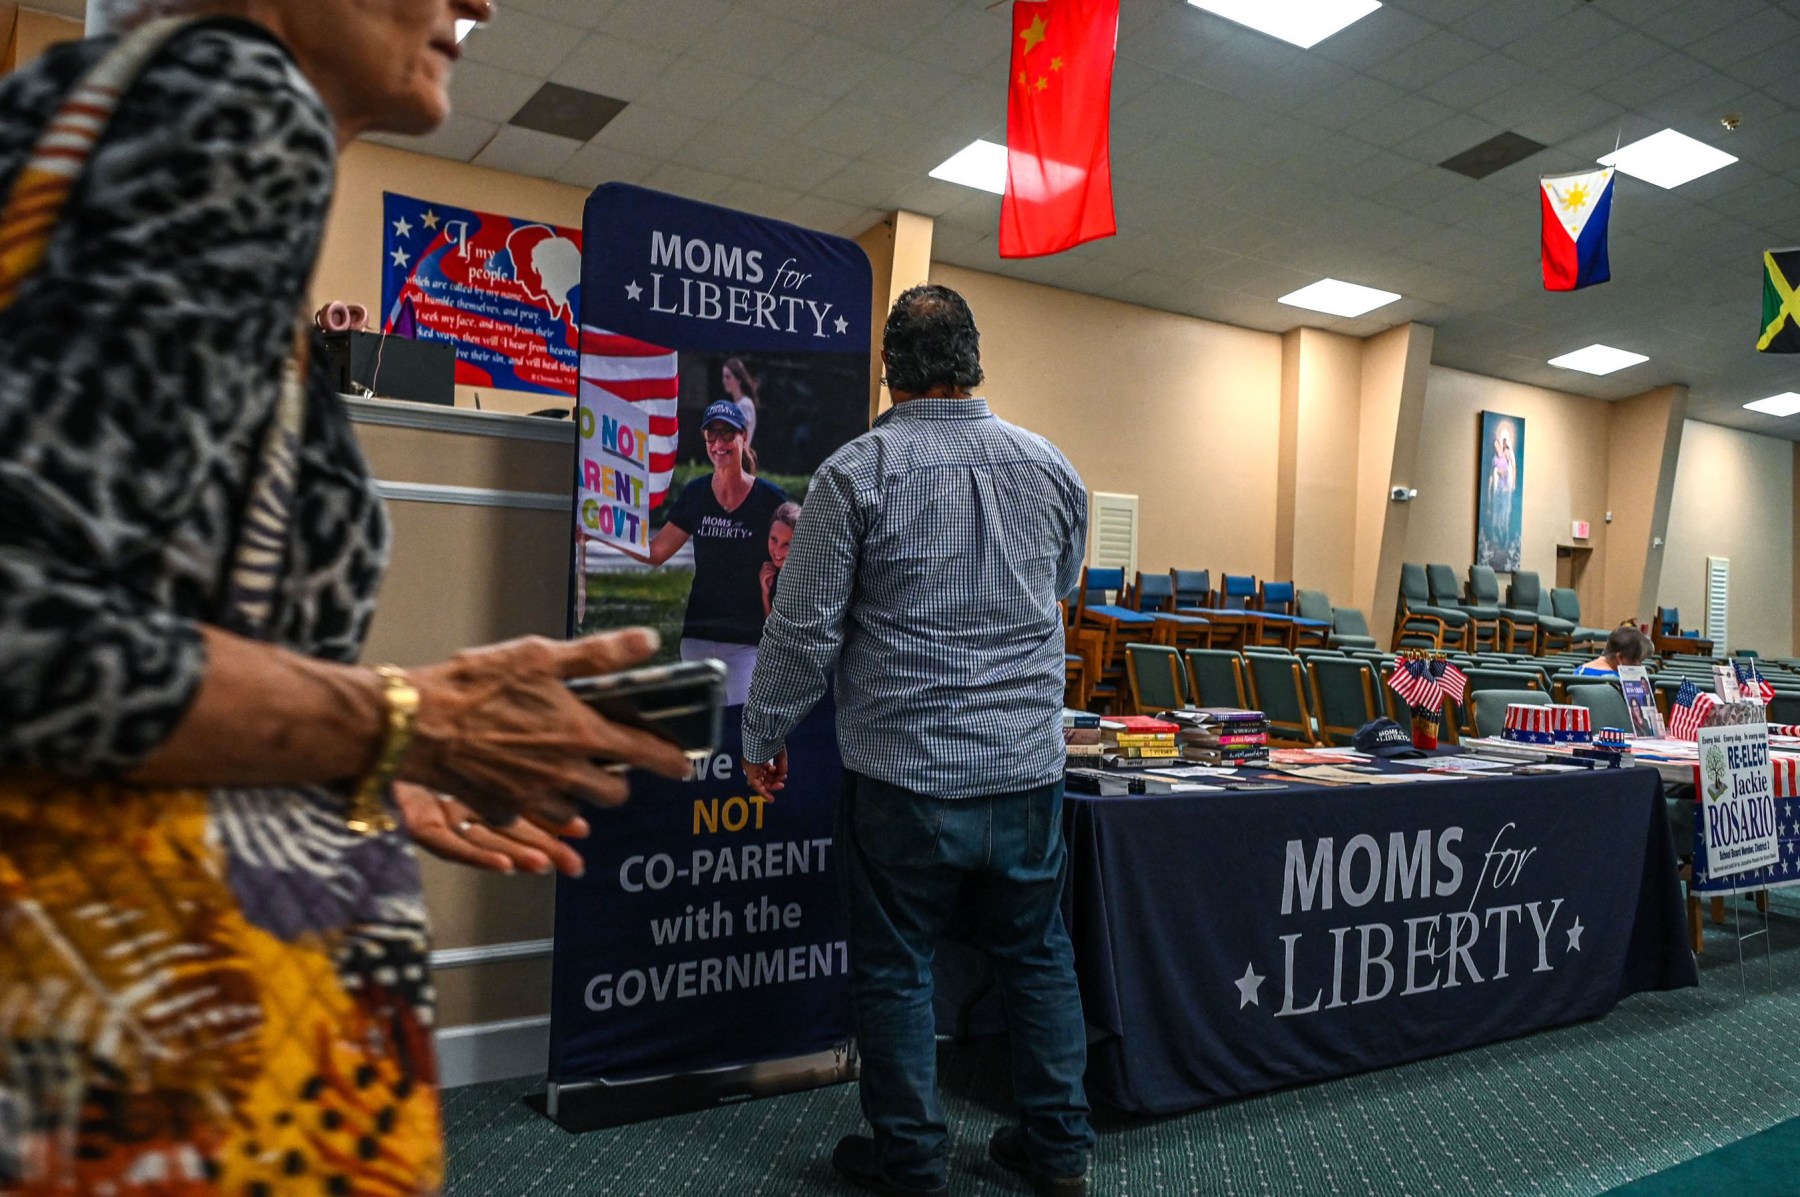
565, 659, 728, 760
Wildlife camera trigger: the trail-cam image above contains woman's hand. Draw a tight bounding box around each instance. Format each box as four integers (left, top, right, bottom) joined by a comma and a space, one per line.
395, 782, 588, 877
400, 628, 693, 831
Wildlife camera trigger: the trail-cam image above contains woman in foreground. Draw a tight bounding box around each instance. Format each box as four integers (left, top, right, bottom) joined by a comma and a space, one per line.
0, 2, 687, 1191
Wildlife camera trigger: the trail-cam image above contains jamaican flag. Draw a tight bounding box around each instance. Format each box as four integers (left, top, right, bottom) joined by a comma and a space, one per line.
1760, 249, 1800, 353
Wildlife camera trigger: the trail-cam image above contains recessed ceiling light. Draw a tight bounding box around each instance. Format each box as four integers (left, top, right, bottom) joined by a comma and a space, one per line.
929, 139, 1008, 195
1547, 344, 1648, 375
1185, 0, 1382, 49
1744, 392, 1800, 417
1278, 278, 1401, 318
455, 18, 478, 42
1598, 129, 1737, 189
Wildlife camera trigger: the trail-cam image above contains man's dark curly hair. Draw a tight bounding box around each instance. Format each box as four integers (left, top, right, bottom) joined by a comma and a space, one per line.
882, 284, 984, 395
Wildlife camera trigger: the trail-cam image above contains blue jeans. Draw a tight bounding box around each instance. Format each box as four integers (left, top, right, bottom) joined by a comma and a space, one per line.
839, 772, 1094, 1189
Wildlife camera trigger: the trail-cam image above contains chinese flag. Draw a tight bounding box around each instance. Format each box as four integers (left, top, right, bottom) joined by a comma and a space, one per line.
999, 0, 1120, 259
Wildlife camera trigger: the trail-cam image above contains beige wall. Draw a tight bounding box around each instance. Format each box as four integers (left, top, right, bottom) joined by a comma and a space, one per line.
1406, 367, 1613, 619
929, 262, 1284, 581
1660, 420, 1795, 657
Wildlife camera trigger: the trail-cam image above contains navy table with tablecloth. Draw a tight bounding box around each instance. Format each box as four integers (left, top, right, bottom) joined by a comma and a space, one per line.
938, 765, 1696, 1116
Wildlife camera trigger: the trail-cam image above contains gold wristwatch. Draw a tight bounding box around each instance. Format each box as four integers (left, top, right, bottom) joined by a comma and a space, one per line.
347, 664, 418, 834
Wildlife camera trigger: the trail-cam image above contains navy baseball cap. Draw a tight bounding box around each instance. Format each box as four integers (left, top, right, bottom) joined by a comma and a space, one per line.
1353, 718, 1425, 759
702, 400, 748, 432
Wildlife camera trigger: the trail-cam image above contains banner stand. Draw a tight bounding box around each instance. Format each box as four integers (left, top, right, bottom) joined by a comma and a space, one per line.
546, 183, 874, 1130
1728, 896, 1773, 993
537, 1048, 857, 1133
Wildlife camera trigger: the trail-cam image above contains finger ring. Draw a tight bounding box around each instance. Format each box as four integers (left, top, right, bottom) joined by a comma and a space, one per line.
457, 819, 478, 834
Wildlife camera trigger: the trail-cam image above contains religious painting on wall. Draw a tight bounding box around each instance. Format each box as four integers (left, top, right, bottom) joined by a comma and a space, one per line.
1476, 411, 1524, 572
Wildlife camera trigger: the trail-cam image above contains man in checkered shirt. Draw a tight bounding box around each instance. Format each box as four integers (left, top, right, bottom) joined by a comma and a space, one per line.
743, 284, 1092, 1197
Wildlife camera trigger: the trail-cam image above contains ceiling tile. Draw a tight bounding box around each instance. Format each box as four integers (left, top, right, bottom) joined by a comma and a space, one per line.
1367, 28, 1492, 90
684, 8, 816, 70
772, 32, 885, 99
447, 59, 544, 125
1451, 0, 1579, 47
460, 9, 585, 77
500, 0, 622, 26
551, 142, 660, 190
548, 32, 677, 101
631, 60, 758, 120
1352, 94, 1461, 149
597, 0, 733, 53
471, 126, 581, 177
594, 104, 707, 158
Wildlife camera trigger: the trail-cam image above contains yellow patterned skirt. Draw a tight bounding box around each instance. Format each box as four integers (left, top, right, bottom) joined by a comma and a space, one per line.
0, 783, 442, 1194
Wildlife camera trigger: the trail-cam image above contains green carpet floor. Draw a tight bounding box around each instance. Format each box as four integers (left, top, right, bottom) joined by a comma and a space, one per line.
444, 895, 1800, 1196
1600, 1116, 1800, 1197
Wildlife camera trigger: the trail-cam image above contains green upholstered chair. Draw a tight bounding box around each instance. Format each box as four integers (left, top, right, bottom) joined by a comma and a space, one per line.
1460, 665, 1548, 734
1567, 683, 1631, 731
1184, 648, 1248, 709
1245, 652, 1317, 745
1550, 588, 1608, 647
1297, 587, 1380, 650
1428, 563, 1501, 650
1332, 607, 1380, 651
1125, 642, 1188, 714
1770, 693, 1800, 724
1469, 565, 1532, 653
1395, 563, 1470, 649
1308, 656, 1380, 746
1264, 580, 1331, 648
1508, 571, 1575, 655
1473, 689, 1548, 739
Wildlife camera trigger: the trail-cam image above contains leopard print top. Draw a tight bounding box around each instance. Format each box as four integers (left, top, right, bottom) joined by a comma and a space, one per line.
0, 19, 390, 776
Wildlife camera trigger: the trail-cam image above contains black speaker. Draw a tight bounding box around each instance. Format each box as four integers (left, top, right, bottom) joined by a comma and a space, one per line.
322, 330, 456, 406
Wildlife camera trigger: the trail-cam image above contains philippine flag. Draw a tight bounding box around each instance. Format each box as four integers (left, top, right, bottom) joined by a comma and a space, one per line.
1541, 167, 1615, 291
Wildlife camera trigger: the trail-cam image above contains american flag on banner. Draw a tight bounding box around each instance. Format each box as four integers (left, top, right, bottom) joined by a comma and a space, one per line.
580, 327, 678, 508
1388, 658, 1443, 710
1668, 679, 1720, 740
1734, 660, 1777, 704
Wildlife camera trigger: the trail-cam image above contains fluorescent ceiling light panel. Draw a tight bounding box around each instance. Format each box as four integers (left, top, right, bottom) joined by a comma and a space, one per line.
1547, 344, 1648, 375
455, 18, 478, 42
1598, 129, 1736, 189
1744, 392, 1800, 417
929, 139, 1008, 195
1186, 0, 1382, 49
1278, 278, 1401, 318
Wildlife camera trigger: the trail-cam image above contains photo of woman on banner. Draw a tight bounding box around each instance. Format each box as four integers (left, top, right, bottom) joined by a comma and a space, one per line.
723, 356, 759, 446
762, 501, 800, 617
645, 399, 788, 704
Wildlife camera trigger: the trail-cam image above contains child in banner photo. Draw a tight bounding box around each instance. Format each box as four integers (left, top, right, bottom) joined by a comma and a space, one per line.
762, 501, 800, 617
646, 400, 788, 704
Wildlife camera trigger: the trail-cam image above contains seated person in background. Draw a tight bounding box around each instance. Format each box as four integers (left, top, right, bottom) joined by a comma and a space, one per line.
1576, 627, 1651, 676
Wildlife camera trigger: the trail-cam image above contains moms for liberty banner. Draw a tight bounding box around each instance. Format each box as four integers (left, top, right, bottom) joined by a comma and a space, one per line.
380, 192, 582, 397
551, 184, 872, 1094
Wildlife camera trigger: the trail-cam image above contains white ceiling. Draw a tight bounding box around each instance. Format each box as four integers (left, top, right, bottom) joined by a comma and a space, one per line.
45, 0, 1800, 437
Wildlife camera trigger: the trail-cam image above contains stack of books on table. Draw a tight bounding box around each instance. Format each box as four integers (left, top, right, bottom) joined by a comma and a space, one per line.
1163, 708, 1271, 765
1097, 716, 1180, 768
1063, 708, 1105, 762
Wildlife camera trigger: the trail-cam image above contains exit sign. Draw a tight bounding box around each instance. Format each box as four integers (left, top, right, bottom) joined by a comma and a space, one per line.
1572, 520, 1591, 540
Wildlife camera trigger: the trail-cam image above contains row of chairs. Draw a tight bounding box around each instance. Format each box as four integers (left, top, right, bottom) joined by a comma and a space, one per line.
1111, 643, 1800, 745
1394, 563, 1609, 655
1068, 568, 1378, 709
